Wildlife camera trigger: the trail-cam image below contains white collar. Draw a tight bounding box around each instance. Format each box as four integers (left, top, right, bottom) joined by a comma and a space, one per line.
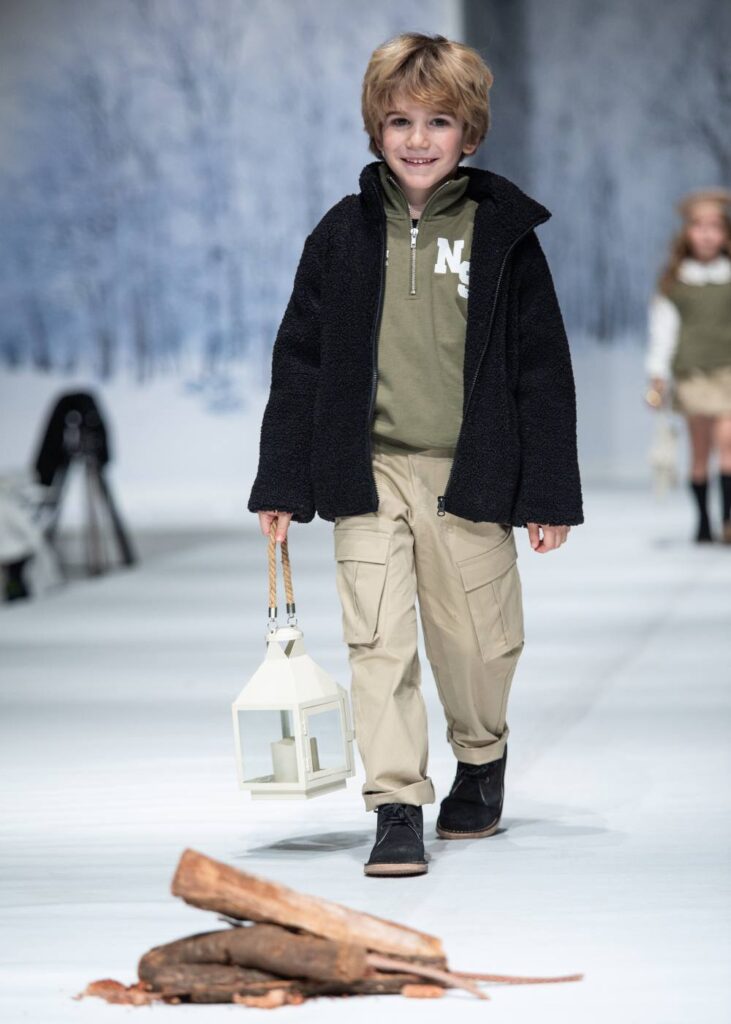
677, 255, 731, 285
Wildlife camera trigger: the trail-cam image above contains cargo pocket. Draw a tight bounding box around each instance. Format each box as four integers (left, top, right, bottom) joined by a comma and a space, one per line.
333, 529, 391, 645
455, 532, 524, 661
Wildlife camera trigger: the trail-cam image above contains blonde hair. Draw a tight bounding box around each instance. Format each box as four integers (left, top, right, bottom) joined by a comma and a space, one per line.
361, 32, 494, 159
657, 187, 731, 295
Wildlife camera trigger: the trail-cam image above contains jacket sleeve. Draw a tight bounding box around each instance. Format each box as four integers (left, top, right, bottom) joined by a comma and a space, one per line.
512, 230, 584, 528
247, 226, 324, 523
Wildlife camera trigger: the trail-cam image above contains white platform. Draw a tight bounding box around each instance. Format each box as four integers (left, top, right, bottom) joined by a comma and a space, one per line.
1, 483, 729, 1022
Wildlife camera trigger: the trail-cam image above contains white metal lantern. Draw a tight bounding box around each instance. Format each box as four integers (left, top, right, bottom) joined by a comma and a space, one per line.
232, 520, 355, 799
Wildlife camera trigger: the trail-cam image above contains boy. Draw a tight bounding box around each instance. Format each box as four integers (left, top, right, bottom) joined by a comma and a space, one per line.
248, 33, 583, 876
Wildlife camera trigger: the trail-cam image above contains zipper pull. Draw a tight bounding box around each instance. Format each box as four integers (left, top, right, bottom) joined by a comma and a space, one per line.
437, 494, 446, 516
410, 225, 418, 247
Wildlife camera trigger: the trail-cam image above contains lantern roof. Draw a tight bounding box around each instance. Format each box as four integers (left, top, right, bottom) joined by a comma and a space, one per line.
233, 628, 346, 709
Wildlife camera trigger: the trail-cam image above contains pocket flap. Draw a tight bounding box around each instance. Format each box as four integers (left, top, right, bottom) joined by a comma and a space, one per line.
456, 532, 518, 591
334, 529, 391, 564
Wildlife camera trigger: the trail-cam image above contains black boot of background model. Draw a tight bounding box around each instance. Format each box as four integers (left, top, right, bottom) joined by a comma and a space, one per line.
690, 479, 713, 542
719, 472, 731, 544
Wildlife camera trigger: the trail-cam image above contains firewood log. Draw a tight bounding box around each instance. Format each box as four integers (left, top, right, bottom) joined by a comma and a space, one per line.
142, 963, 430, 1003
139, 923, 481, 998
151, 963, 283, 1003
139, 924, 368, 984
171, 848, 445, 964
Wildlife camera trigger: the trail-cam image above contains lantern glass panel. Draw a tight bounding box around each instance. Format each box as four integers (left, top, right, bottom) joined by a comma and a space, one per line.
303, 705, 346, 775
237, 708, 300, 784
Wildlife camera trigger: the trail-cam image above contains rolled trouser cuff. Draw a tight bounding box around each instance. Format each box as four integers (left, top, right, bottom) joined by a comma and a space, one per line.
448, 726, 509, 766
363, 777, 436, 811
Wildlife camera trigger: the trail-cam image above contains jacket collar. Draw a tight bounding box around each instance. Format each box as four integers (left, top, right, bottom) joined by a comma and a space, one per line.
359, 159, 552, 239
377, 159, 471, 221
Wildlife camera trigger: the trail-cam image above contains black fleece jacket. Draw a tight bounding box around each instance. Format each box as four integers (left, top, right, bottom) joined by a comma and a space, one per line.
248, 159, 584, 528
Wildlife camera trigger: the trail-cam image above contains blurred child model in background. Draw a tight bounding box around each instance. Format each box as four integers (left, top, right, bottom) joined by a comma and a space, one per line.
645, 188, 731, 543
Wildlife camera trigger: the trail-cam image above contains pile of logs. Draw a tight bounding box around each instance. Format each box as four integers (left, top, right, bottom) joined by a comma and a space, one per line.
76, 848, 583, 1008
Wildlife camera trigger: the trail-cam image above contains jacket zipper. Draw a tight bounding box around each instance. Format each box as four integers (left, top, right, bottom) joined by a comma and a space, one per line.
436, 213, 550, 517
366, 213, 387, 507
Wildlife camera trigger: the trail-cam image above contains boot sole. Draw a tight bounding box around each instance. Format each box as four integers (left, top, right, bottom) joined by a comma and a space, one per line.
363, 861, 428, 876
435, 818, 501, 840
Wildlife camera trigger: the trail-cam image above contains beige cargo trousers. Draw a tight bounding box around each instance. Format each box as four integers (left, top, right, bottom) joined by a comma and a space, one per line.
333, 438, 525, 812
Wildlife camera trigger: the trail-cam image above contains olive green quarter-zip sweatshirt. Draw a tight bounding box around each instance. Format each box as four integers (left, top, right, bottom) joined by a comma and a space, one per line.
371, 159, 479, 451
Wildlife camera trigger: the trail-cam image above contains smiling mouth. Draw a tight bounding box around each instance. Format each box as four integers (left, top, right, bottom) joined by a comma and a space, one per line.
402, 157, 438, 166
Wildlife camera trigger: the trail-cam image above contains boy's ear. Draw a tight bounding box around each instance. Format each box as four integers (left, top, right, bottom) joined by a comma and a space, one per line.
461, 125, 478, 157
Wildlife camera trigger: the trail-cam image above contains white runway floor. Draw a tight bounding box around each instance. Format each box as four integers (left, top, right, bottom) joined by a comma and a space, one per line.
1, 484, 729, 1022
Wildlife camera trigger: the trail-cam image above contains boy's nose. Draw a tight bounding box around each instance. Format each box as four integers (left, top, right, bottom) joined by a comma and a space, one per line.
408, 126, 429, 147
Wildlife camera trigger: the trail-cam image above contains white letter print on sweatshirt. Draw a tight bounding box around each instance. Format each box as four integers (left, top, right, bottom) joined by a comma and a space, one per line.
433, 238, 470, 299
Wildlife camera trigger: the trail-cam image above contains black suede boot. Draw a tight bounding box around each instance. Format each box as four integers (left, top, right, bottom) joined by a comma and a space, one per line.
436, 746, 507, 840
720, 472, 731, 544
689, 478, 713, 542
364, 803, 428, 877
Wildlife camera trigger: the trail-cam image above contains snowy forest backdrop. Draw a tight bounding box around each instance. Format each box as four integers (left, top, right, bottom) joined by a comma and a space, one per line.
1, 0, 729, 521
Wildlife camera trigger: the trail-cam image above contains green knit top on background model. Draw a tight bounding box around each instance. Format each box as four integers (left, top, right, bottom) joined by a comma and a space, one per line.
665, 272, 731, 377
645, 254, 731, 380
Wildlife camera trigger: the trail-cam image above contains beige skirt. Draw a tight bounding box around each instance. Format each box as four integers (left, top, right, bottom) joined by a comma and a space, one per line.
671, 365, 731, 416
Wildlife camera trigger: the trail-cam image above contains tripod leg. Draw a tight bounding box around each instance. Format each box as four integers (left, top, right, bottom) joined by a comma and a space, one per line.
85, 459, 103, 575
41, 469, 69, 581
95, 467, 137, 566
44, 467, 68, 546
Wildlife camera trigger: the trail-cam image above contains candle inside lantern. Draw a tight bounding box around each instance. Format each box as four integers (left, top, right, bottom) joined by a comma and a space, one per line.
271, 737, 298, 783
309, 736, 320, 772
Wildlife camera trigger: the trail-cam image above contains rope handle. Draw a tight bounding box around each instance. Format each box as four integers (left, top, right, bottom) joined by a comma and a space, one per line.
267, 517, 296, 631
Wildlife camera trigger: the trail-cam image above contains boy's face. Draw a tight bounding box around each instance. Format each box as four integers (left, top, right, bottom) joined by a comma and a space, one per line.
378, 93, 476, 196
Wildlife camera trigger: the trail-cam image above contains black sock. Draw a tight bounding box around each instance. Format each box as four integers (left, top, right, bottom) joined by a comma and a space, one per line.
689, 478, 711, 540
720, 473, 731, 523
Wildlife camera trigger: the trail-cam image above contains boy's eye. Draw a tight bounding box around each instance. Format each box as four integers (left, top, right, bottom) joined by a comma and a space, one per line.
388, 116, 453, 127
